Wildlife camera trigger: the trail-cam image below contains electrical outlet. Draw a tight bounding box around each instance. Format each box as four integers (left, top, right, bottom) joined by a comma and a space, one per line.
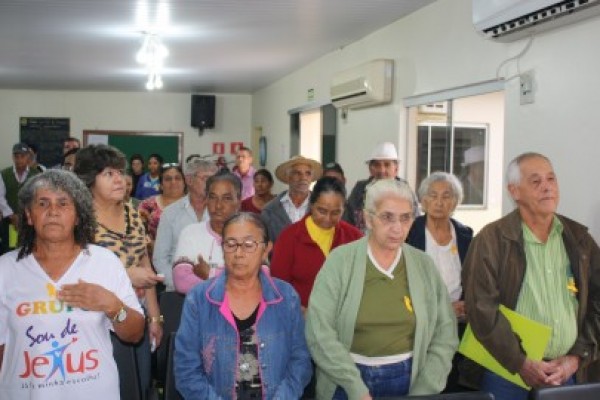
520, 71, 535, 105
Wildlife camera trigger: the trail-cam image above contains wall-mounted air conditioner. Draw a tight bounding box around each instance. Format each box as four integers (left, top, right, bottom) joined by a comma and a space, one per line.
473, 0, 600, 42
330, 59, 393, 109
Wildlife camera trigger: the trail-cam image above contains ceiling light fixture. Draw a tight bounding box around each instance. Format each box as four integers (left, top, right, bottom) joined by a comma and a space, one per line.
135, 1, 170, 90
137, 32, 168, 90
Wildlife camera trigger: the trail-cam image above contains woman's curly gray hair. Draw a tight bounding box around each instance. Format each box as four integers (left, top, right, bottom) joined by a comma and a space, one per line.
17, 169, 96, 259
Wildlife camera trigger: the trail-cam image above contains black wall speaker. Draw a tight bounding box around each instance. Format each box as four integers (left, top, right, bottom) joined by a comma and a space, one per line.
191, 95, 216, 129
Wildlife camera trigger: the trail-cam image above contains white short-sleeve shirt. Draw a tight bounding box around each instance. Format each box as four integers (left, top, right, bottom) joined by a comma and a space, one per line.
0, 245, 143, 400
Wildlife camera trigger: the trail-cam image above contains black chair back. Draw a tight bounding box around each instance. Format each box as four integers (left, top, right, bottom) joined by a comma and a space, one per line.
156, 291, 185, 385
381, 392, 494, 399
164, 333, 183, 400
111, 332, 143, 400
531, 382, 600, 400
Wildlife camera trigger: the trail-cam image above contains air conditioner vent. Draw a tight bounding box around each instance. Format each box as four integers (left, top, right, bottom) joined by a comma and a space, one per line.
473, 0, 600, 42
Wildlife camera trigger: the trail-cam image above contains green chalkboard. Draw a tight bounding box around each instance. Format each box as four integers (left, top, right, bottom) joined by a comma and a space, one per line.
83, 130, 183, 167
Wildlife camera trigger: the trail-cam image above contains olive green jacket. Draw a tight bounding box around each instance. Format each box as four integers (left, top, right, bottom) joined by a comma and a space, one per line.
305, 236, 458, 400
462, 210, 600, 387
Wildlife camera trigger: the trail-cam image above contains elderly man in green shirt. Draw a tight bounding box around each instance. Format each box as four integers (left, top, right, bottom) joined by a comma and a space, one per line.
462, 152, 600, 400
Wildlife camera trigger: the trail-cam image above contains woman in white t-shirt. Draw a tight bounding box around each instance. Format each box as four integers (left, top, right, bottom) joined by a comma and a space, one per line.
0, 170, 144, 400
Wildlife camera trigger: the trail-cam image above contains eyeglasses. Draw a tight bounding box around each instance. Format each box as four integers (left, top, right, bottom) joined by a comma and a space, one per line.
162, 163, 180, 169
222, 239, 265, 253
368, 211, 413, 226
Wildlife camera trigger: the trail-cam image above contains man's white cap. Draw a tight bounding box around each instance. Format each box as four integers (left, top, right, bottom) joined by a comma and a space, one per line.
462, 145, 485, 166
366, 142, 398, 163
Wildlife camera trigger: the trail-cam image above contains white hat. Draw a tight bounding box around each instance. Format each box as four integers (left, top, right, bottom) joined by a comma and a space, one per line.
365, 142, 398, 163
462, 145, 485, 166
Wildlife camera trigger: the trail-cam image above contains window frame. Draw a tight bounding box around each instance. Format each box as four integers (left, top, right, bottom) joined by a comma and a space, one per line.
416, 120, 489, 209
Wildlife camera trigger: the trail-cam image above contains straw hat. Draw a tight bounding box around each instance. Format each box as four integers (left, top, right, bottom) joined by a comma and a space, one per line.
275, 155, 322, 184
365, 142, 398, 163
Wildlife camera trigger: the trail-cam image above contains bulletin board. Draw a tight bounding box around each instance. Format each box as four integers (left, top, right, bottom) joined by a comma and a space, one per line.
83, 130, 183, 166
20, 117, 70, 167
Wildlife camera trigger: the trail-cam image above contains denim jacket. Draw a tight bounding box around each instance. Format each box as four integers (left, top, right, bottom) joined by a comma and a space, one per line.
175, 267, 312, 399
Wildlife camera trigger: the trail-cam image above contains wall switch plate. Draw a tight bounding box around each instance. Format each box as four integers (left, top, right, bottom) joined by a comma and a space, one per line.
520, 71, 535, 105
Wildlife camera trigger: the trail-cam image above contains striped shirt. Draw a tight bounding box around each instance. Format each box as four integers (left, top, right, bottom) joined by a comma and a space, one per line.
516, 217, 578, 359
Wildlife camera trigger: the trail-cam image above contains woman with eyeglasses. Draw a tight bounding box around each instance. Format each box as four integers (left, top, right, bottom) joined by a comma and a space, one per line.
175, 212, 312, 399
171, 172, 241, 294
138, 163, 186, 251
305, 179, 458, 399
135, 153, 163, 200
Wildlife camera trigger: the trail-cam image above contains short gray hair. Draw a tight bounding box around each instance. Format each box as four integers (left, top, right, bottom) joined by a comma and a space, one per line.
506, 152, 552, 185
206, 172, 243, 200
364, 179, 415, 214
17, 170, 96, 259
223, 212, 269, 242
418, 171, 463, 205
184, 159, 218, 177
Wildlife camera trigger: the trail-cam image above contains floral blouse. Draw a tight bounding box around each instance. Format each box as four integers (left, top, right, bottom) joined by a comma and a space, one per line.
138, 195, 163, 241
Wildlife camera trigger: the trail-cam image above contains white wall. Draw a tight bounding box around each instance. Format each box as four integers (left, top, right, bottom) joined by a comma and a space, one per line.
253, 0, 509, 193
253, 0, 600, 239
503, 18, 600, 239
2, 0, 599, 238
0, 90, 253, 164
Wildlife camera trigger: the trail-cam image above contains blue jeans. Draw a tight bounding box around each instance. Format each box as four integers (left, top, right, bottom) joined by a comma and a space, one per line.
481, 370, 576, 400
332, 358, 412, 399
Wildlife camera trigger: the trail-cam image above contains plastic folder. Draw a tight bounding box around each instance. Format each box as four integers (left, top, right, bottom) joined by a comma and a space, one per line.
458, 304, 551, 389
9, 223, 17, 248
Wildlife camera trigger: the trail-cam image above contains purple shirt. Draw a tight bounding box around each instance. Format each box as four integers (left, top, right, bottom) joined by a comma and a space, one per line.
233, 166, 255, 200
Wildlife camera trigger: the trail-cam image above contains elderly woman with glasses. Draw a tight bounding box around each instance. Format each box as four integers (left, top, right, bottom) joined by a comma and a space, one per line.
0, 170, 144, 399
305, 179, 458, 400
175, 212, 312, 399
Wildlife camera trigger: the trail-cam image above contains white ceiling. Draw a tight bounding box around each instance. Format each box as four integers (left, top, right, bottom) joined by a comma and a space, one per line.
0, 0, 435, 93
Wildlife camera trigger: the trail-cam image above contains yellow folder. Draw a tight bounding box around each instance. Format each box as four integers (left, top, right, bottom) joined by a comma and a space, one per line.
9, 223, 18, 248
458, 305, 552, 389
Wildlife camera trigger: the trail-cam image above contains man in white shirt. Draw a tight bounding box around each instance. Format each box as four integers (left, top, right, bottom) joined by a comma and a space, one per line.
153, 158, 218, 291
261, 155, 322, 243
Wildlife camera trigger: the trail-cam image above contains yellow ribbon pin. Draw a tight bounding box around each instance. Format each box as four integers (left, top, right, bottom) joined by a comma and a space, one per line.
567, 277, 578, 295
404, 296, 413, 313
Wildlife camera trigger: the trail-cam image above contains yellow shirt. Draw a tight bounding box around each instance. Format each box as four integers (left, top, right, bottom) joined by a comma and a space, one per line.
305, 216, 335, 256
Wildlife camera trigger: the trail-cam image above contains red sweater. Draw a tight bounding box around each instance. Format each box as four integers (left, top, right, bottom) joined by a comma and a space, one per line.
270, 215, 363, 307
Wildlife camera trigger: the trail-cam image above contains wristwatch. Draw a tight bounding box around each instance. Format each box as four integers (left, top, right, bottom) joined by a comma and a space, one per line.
112, 305, 127, 323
